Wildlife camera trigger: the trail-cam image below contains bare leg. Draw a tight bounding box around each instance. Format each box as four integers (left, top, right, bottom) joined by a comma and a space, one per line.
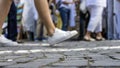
0, 0, 12, 32
0, 0, 18, 46
0, 0, 77, 45
34, 0, 55, 36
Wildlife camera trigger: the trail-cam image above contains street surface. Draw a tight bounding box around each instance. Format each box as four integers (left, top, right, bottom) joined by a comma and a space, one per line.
0, 40, 120, 68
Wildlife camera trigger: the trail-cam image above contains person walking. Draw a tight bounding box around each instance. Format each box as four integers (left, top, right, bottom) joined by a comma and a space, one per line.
84, 0, 107, 41
59, 0, 73, 31
21, 0, 38, 41
0, 0, 78, 46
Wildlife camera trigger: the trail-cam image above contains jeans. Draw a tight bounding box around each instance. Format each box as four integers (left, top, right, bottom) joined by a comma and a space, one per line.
59, 7, 70, 31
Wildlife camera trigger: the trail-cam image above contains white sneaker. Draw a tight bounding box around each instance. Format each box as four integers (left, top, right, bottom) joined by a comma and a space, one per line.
0, 35, 18, 46
47, 28, 78, 45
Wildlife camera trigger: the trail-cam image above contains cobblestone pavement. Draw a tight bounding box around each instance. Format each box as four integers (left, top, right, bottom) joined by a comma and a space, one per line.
0, 40, 120, 68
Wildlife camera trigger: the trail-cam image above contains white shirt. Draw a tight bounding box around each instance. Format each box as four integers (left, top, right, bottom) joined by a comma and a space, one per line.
86, 0, 107, 7
22, 0, 38, 20
60, 0, 73, 9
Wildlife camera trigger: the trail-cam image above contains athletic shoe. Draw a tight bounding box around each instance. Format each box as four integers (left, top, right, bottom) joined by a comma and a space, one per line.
0, 35, 18, 46
47, 28, 78, 45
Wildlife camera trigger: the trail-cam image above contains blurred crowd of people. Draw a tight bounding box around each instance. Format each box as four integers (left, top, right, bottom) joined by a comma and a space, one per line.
3, 0, 120, 43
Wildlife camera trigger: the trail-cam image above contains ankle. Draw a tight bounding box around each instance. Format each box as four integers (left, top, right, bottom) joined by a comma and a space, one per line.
96, 34, 102, 37
47, 28, 55, 36
84, 34, 91, 38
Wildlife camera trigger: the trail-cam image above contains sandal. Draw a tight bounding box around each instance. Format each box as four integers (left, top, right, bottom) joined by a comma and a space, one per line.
84, 36, 95, 41
96, 36, 105, 41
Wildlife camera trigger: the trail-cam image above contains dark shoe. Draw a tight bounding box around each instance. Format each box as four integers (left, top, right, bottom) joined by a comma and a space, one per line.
27, 31, 34, 41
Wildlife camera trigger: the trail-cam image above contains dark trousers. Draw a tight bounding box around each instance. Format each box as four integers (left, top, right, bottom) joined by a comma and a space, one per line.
59, 7, 70, 31
79, 11, 90, 40
7, 2, 17, 41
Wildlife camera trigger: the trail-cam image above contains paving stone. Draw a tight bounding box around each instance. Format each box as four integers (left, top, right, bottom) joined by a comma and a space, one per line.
91, 60, 120, 66
14, 57, 36, 64
6, 62, 42, 68
63, 51, 90, 57
99, 50, 115, 55
108, 54, 120, 60
0, 62, 15, 66
44, 66, 77, 68
7, 59, 59, 68
2, 56, 23, 60
27, 53, 44, 58
45, 53, 64, 59
85, 54, 110, 61
65, 56, 84, 60
34, 58, 59, 63
53, 60, 88, 66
